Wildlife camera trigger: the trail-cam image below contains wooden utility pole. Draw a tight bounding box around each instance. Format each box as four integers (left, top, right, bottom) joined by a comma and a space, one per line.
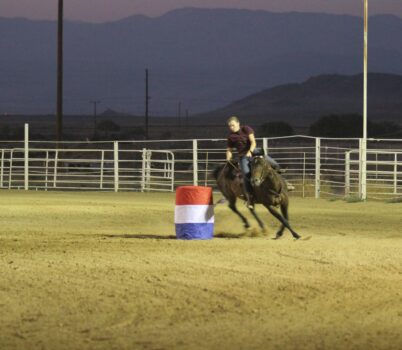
56, 0, 64, 142
178, 102, 182, 126
360, 0, 368, 200
145, 68, 149, 139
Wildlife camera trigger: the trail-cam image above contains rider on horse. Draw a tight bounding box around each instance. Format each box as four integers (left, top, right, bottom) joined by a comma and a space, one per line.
226, 116, 281, 208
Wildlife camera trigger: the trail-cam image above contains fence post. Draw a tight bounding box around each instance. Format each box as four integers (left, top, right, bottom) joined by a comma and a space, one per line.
45, 151, 49, 191
394, 153, 398, 195
170, 152, 175, 192
24, 123, 29, 190
302, 152, 306, 198
0, 149, 4, 188
100, 150, 104, 190
315, 138, 321, 199
263, 138, 268, 155
359, 138, 367, 200
141, 148, 146, 192
193, 139, 198, 186
204, 151, 209, 187
53, 150, 58, 188
345, 151, 350, 197
146, 150, 151, 190
9, 150, 13, 189
114, 141, 119, 192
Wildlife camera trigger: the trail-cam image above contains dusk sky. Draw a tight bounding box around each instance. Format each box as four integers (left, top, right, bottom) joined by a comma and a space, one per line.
1, 0, 402, 22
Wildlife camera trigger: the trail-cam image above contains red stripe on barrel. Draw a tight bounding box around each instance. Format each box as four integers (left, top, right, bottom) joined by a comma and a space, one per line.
175, 186, 213, 205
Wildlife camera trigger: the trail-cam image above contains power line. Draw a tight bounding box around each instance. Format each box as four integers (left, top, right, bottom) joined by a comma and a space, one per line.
89, 100, 101, 138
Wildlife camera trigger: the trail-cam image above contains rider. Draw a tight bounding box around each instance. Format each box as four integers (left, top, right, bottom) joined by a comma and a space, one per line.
226, 116, 281, 208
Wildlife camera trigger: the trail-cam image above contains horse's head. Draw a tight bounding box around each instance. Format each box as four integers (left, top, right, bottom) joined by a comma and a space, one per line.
250, 156, 276, 187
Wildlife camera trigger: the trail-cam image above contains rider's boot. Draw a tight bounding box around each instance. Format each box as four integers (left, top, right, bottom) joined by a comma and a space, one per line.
243, 178, 254, 209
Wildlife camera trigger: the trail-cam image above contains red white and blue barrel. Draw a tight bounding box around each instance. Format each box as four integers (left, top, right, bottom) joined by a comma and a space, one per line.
175, 186, 214, 240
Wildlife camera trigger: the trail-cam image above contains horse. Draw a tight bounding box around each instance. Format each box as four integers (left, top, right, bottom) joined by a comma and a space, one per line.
213, 156, 302, 240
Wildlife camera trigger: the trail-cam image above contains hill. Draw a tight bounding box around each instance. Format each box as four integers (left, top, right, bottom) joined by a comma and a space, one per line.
198, 73, 402, 125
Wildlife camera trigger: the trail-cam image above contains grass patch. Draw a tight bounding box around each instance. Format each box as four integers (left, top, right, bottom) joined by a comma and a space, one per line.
344, 195, 364, 203
386, 197, 402, 204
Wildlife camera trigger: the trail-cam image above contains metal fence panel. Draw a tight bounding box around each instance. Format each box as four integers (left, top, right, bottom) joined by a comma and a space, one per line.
0, 135, 401, 199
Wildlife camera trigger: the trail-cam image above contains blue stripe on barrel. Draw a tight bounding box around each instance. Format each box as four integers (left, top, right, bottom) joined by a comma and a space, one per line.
175, 186, 214, 240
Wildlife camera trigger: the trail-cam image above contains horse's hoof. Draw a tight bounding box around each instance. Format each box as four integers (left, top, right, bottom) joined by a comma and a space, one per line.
239, 229, 251, 238
296, 235, 312, 241
261, 228, 269, 237
241, 227, 260, 238
272, 235, 283, 240
249, 228, 262, 237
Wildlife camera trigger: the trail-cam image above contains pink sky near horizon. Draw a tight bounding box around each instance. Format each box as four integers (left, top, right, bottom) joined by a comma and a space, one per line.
1, 0, 402, 22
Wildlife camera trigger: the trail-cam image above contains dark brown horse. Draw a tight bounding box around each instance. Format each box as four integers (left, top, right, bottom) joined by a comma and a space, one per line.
213, 156, 301, 239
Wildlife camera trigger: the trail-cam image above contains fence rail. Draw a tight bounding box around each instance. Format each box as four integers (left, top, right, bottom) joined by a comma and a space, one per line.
0, 128, 401, 199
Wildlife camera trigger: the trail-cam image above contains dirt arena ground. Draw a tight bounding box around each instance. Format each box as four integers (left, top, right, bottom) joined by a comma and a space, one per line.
0, 190, 401, 350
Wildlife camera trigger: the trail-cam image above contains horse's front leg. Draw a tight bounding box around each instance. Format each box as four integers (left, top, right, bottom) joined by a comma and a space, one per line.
247, 206, 266, 233
274, 203, 287, 238
265, 204, 301, 240
228, 201, 250, 229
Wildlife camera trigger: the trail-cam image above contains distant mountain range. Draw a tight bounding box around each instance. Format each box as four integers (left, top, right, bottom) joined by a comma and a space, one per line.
198, 73, 402, 125
1, 8, 402, 115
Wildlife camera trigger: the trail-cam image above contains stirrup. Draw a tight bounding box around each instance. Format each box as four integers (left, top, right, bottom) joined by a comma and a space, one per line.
274, 196, 282, 205
244, 194, 254, 209
245, 201, 254, 209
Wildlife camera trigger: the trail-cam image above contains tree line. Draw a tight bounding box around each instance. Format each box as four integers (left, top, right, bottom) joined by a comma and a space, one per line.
260, 114, 401, 138
0, 114, 401, 140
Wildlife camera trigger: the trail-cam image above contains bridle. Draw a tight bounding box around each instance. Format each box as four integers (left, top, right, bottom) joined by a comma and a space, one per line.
251, 157, 283, 197
251, 157, 267, 185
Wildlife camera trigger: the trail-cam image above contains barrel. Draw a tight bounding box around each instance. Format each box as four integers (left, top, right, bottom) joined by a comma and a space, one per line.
174, 186, 214, 240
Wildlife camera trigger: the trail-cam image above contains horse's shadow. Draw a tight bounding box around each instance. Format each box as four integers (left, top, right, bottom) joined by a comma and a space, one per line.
214, 232, 243, 239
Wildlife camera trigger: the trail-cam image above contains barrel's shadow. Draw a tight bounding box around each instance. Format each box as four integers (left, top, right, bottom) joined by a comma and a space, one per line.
101, 233, 243, 240
102, 234, 176, 240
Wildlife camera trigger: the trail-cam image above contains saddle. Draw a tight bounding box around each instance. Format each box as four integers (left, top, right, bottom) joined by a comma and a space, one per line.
225, 160, 243, 180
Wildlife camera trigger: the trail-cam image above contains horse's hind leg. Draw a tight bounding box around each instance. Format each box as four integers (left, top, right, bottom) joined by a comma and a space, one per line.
229, 200, 250, 229
265, 204, 301, 240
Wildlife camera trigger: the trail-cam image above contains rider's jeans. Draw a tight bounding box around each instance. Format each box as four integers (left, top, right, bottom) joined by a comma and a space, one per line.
240, 156, 253, 195
265, 155, 280, 169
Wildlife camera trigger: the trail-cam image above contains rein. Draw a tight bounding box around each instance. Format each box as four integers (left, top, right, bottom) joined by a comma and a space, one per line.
267, 185, 282, 197
227, 160, 240, 171
217, 160, 240, 182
